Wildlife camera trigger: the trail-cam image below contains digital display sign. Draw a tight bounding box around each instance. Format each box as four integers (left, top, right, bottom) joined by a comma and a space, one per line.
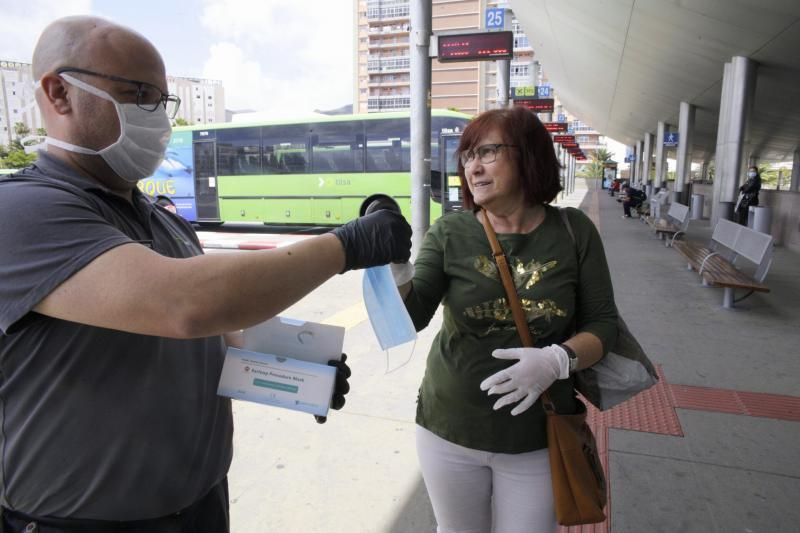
553, 135, 576, 144
437, 31, 513, 62
514, 98, 555, 113
544, 122, 568, 133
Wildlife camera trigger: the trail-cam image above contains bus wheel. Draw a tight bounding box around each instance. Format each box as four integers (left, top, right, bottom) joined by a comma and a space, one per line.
360, 195, 400, 217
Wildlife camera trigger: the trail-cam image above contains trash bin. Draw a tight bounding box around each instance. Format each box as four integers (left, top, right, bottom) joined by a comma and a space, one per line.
750, 206, 772, 235
691, 194, 704, 220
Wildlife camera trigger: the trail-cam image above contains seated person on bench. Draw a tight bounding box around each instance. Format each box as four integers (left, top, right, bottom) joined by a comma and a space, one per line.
621, 184, 647, 218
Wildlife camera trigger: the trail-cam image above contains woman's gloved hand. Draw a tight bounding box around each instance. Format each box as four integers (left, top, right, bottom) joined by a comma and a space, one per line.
479, 345, 570, 416
314, 354, 352, 424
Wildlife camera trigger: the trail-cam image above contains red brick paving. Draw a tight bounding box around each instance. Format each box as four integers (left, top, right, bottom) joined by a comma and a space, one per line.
558, 366, 800, 532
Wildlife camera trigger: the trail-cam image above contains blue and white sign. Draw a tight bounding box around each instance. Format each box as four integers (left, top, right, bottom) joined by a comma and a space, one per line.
664, 132, 679, 147
485, 8, 505, 30
537, 85, 551, 97
558, 114, 567, 122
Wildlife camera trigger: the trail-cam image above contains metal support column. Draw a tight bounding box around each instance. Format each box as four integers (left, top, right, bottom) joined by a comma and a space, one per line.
410, 0, 432, 257
496, 60, 510, 109
635, 140, 644, 188
712, 62, 733, 225
791, 148, 800, 192
655, 121, 667, 191
642, 133, 654, 196
714, 56, 757, 225
675, 102, 695, 204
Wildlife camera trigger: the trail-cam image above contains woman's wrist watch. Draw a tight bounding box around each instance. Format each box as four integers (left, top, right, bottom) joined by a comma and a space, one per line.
559, 344, 579, 374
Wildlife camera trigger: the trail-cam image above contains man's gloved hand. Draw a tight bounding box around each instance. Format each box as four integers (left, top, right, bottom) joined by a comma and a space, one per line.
331, 210, 412, 273
390, 261, 415, 286
479, 345, 570, 416
314, 354, 352, 424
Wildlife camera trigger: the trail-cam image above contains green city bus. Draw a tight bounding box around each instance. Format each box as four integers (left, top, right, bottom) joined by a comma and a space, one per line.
138, 109, 471, 226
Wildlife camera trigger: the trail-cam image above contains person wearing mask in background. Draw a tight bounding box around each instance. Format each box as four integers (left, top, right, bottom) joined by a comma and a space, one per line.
0, 16, 411, 532
390, 107, 618, 532
735, 165, 762, 225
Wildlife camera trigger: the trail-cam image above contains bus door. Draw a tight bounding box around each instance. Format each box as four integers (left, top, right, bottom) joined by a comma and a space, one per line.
439, 133, 463, 215
193, 140, 220, 222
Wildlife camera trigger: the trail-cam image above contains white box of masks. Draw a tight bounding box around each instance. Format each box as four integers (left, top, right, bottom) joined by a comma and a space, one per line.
217, 317, 345, 417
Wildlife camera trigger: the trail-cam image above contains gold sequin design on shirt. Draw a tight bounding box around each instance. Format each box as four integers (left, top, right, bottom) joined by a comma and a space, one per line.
467, 255, 566, 336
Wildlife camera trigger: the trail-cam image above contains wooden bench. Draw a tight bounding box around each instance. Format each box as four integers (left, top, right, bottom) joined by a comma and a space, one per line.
672, 218, 773, 308
645, 202, 691, 246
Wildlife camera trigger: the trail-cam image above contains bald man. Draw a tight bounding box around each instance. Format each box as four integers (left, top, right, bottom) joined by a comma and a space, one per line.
0, 15, 411, 531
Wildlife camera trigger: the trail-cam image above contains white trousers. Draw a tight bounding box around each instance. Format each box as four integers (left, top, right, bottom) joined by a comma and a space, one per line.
416, 425, 556, 533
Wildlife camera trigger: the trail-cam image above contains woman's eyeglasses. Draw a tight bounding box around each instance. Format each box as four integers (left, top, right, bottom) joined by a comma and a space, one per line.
459, 144, 518, 166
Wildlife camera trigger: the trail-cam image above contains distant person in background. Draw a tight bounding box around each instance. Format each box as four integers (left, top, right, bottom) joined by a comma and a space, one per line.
620, 184, 646, 218
735, 166, 762, 225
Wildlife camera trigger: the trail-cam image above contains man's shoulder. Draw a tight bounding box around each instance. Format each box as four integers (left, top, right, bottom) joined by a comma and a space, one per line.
0, 170, 91, 205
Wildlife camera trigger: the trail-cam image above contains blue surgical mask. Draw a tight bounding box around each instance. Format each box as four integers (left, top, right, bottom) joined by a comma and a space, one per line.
748, 171, 757, 178
363, 264, 417, 350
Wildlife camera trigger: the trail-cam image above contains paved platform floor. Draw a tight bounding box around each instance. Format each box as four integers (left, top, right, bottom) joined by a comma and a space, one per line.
224, 179, 800, 532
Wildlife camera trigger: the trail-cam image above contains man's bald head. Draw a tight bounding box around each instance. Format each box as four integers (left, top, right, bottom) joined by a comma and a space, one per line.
31, 16, 171, 190
32, 15, 164, 80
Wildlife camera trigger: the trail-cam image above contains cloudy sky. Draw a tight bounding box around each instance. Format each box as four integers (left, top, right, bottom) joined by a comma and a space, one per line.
1, 0, 354, 117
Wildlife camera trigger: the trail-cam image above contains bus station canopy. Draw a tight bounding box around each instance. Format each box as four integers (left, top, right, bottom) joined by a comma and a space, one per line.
511, 0, 800, 162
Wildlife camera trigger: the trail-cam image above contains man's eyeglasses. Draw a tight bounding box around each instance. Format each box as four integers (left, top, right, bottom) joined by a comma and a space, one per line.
459, 144, 518, 167
56, 67, 181, 119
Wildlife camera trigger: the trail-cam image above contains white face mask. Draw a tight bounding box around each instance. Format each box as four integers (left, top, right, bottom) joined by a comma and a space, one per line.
748, 171, 757, 178
38, 74, 172, 183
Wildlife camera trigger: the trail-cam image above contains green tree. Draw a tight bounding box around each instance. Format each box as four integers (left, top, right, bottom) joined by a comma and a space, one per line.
3, 149, 37, 168
577, 148, 613, 179
36, 127, 47, 136
173, 117, 189, 127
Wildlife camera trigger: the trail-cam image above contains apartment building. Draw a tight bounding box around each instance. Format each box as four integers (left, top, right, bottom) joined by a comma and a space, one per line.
0, 60, 225, 147
168, 76, 226, 125
0, 60, 43, 146
354, 0, 540, 114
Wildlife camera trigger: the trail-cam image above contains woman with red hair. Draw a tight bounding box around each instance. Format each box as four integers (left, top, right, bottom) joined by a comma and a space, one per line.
392, 106, 618, 532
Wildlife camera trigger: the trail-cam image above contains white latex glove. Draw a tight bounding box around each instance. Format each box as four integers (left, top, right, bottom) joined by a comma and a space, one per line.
479, 344, 570, 416
390, 262, 415, 286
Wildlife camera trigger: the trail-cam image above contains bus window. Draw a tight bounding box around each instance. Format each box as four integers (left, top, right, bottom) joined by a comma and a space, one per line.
365, 118, 410, 172
263, 124, 309, 174
309, 122, 365, 173
216, 127, 262, 175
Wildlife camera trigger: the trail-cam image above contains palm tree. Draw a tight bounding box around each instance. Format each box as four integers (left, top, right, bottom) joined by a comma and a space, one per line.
578, 147, 613, 179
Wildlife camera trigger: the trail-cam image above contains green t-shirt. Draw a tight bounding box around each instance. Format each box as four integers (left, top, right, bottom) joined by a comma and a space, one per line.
406, 206, 617, 453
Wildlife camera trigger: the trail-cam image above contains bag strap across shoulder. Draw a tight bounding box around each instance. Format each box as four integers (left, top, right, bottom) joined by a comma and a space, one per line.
479, 208, 557, 412
479, 209, 535, 347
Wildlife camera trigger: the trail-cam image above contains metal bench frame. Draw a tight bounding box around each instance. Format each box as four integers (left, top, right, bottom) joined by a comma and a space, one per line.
673, 219, 773, 308
647, 202, 691, 247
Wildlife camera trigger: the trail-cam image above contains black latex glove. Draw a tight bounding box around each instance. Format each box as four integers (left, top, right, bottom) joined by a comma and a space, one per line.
330, 210, 412, 273
315, 353, 352, 424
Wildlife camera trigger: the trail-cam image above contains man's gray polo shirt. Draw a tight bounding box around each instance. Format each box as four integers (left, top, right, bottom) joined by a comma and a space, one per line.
0, 153, 233, 520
